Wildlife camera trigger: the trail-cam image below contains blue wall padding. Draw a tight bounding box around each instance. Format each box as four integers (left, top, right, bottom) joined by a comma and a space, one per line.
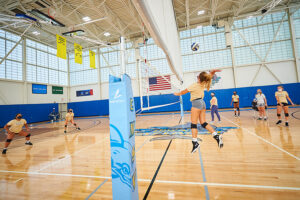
68, 100, 109, 117
67, 82, 300, 117
0, 103, 58, 127
1, 83, 299, 126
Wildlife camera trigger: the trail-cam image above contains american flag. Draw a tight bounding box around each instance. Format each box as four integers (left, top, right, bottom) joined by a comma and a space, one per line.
149, 75, 171, 91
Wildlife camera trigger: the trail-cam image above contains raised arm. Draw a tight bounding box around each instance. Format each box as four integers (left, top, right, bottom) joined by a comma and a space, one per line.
210, 69, 221, 77
4, 124, 10, 132
174, 89, 189, 96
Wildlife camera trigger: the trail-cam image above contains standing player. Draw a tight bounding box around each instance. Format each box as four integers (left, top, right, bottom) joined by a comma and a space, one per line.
64, 109, 80, 133
210, 92, 221, 123
2, 113, 32, 154
275, 85, 294, 126
174, 70, 223, 153
231, 91, 240, 117
255, 89, 268, 120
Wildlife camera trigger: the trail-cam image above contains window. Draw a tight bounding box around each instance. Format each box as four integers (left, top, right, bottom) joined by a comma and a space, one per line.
233, 11, 293, 65
25, 39, 68, 85
69, 49, 98, 86
0, 30, 23, 81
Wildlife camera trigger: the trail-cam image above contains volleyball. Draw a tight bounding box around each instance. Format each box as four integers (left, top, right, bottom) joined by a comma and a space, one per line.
191, 42, 199, 51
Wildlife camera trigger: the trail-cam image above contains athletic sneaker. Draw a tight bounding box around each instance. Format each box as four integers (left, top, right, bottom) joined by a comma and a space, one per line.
276, 120, 282, 125
234, 114, 237, 117
2, 149, 7, 154
64, 130, 67, 134
191, 141, 199, 153
285, 122, 289, 127
77, 127, 81, 130
25, 141, 33, 145
213, 134, 223, 148
217, 121, 222, 124
264, 117, 267, 121
258, 117, 262, 120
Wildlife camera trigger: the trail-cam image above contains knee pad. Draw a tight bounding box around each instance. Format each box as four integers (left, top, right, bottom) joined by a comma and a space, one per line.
74, 123, 77, 126
285, 113, 289, 117
191, 123, 197, 129
237, 107, 240, 111
65, 125, 67, 128
277, 114, 281, 117
201, 122, 208, 128
26, 134, 31, 138
6, 139, 12, 143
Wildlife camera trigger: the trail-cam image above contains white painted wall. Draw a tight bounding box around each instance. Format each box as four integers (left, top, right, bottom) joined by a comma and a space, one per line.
0, 79, 68, 105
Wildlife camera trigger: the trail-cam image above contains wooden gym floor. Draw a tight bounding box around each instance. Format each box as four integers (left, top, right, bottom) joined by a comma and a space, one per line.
0, 107, 300, 200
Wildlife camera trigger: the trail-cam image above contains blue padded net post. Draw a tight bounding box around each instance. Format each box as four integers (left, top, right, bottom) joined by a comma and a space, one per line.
109, 74, 139, 200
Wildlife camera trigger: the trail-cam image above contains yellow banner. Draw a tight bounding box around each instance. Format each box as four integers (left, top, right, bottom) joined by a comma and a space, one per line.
56, 34, 66, 59
89, 50, 96, 69
74, 43, 82, 64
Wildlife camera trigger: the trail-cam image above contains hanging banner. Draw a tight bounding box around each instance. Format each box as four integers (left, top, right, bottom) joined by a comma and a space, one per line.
89, 50, 96, 69
74, 43, 82, 64
56, 34, 66, 59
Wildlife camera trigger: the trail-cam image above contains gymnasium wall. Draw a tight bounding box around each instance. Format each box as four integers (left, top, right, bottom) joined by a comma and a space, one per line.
0, 103, 58, 127
66, 82, 300, 117
0, 79, 68, 105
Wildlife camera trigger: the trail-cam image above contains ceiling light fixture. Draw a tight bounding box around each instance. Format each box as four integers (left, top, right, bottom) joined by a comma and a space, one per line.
82, 16, 91, 22
32, 31, 40, 35
104, 32, 110, 37
197, 10, 205, 15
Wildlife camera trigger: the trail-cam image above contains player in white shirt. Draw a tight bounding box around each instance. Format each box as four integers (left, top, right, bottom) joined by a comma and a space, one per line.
64, 109, 80, 133
255, 89, 268, 120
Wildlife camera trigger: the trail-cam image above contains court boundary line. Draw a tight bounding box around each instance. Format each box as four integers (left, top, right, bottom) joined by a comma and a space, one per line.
198, 148, 210, 200
85, 179, 108, 200
222, 116, 300, 161
143, 140, 172, 200
1, 170, 299, 191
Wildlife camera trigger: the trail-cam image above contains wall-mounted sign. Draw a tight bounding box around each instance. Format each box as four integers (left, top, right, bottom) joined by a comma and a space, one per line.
52, 86, 63, 94
32, 84, 47, 94
76, 89, 93, 97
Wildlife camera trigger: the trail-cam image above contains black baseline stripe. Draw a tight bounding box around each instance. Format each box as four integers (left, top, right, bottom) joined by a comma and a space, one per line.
143, 139, 173, 200
291, 111, 300, 120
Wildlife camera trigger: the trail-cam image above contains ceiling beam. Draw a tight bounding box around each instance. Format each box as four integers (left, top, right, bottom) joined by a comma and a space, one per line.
185, 0, 190, 28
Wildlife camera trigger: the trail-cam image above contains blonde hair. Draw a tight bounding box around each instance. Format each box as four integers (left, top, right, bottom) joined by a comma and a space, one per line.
198, 72, 212, 91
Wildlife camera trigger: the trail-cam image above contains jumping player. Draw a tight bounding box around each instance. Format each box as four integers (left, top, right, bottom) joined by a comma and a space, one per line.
174, 70, 223, 153
210, 92, 221, 123
275, 85, 294, 126
255, 89, 268, 120
2, 113, 32, 154
64, 109, 80, 133
231, 91, 240, 117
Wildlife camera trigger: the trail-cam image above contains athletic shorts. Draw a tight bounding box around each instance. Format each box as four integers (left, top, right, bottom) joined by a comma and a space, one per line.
191, 98, 206, 110
233, 102, 239, 106
257, 103, 265, 107
277, 102, 288, 106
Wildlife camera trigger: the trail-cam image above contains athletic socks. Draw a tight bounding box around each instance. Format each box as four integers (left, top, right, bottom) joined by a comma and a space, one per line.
276, 120, 282, 125
285, 122, 289, 126
25, 141, 33, 145
2, 148, 7, 154
213, 134, 223, 148
64, 130, 67, 134
212, 132, 217, 136
192, 138, 197, 142
191, 141, 199, 153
